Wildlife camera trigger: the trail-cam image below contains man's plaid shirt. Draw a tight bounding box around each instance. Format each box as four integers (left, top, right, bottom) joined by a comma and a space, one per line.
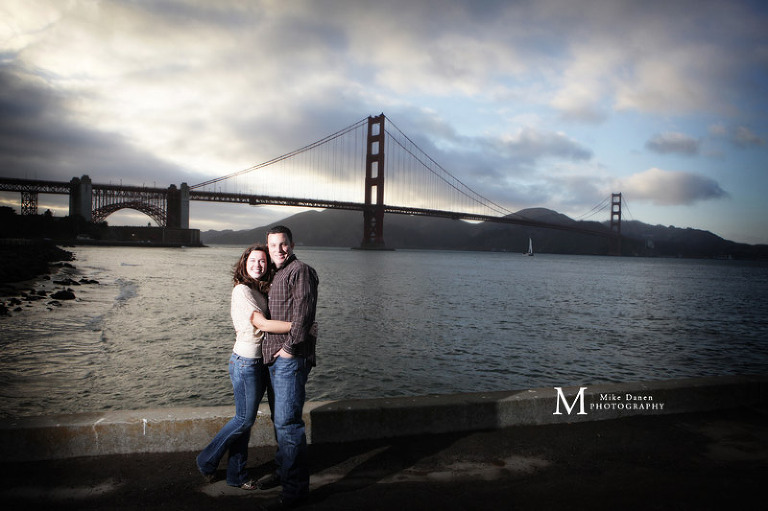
264, 254, 319, 365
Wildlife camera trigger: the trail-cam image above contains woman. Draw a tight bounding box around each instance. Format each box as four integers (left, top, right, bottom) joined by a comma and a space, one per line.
196, 244, 291, 489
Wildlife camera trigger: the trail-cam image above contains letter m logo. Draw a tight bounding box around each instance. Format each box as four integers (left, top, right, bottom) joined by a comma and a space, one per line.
553, 387, 588, 415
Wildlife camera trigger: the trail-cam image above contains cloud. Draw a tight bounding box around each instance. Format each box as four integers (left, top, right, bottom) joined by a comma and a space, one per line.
537, 1, 768, 119
0, 66, 189, 185
1, 0, 766, 243
645, 132, 700, 156
708, 123, 728, 137
391, 110, 592, 175
708, 123, 765, 150
492, 127, 593, 164
731, 126, 765, 148
549, 42, 623, 123
618, 168, 728, 206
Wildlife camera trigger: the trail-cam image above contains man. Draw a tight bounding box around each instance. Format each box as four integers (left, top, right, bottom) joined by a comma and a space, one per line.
258, 225, 319, 510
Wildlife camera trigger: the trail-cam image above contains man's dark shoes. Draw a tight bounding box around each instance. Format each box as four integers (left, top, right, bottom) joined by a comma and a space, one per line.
257, 495, 305, 510
256, 471, 281, 490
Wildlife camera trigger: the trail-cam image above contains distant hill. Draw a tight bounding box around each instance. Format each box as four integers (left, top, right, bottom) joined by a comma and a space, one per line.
618, 220, 766, 259
506, 207, 577, 226
201, 209, 478, 250
201, 208, 768, 259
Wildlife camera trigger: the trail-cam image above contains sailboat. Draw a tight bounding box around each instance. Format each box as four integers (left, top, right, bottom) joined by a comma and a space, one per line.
523, 237, 534, 256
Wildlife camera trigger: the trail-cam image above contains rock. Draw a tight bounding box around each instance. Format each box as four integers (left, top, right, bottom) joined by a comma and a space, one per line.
53, 278, 80, 286
51, 289, 76, 300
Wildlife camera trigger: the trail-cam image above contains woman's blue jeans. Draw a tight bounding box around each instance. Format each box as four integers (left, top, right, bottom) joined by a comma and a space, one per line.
269, 355, 311, 501
197, 353, 269, 486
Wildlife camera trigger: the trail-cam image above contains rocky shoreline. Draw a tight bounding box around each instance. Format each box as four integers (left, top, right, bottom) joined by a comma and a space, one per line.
0, 239, 98, 316
0, 239, 75, 283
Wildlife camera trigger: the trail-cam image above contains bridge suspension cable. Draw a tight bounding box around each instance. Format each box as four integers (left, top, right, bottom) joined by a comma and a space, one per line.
620, 194, 634, 221
575, 195, 612, 221
190, 114, 519, 219
190, 117, 370, 190
384, 117, 514, 217
185, 113, 622, 242
574, 195, 633, 224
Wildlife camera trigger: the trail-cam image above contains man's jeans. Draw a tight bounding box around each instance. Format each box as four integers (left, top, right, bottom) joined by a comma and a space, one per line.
197, 353, 268, 486
269, 355, 312, 501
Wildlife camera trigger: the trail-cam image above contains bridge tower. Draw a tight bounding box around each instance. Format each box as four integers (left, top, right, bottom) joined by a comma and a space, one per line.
360, 114, 386, 249
69, 175, 93, 222
166, 182, 190, 229
609, 192, 622, 256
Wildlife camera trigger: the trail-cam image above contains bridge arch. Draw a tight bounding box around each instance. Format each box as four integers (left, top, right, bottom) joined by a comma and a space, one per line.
92, 201, 166, 226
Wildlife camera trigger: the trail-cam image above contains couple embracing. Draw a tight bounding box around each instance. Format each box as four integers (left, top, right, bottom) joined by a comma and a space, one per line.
197, 225, 319, 510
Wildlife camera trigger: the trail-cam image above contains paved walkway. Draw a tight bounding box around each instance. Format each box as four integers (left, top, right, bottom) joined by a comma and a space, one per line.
2, 405, 767, 510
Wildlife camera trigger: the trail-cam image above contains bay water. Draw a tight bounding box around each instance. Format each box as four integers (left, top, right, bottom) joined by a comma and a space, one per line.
1, 245, 767, 418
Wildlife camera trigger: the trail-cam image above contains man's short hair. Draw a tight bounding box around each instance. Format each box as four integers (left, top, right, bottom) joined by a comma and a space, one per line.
267, 225, 293, 243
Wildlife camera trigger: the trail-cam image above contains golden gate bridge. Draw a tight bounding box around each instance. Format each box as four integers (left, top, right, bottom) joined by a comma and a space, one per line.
0, 114, 623, 253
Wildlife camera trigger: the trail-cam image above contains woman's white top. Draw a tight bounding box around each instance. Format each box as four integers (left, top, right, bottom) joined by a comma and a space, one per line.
231, 284, 265, 359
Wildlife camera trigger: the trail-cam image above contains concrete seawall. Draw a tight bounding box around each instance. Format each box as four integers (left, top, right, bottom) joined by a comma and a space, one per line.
2, 375, 766, 462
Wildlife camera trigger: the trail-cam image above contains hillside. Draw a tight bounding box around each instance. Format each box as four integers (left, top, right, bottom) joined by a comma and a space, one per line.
201, 208, 768, 259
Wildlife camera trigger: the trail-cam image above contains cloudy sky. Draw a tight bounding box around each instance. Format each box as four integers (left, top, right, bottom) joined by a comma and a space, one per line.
1, 0, 767, 244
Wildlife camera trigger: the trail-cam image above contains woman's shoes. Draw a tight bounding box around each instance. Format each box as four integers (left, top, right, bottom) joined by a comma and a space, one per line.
240, 479, 259, 490
201, 471, 268, 491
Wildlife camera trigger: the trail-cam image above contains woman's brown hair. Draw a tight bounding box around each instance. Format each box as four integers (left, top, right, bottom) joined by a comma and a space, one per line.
232, 244, 274, 294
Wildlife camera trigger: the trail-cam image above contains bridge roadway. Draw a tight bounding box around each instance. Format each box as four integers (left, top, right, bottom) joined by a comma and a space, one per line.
1, 176, 617, 238
1, 375, 765, 510
192, 190, 615, 237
